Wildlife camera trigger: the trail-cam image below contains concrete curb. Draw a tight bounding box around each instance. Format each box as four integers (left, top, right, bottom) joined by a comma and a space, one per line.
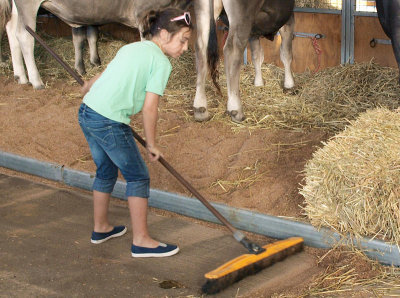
1, 150, 399, 266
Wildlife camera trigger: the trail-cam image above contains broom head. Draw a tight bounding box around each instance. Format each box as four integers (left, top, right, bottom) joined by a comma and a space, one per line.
202, 237, 304, 294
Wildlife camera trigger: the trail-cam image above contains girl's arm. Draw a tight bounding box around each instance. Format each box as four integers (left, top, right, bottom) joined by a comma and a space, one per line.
81, 72, 102, 96
142, 91, 161, 161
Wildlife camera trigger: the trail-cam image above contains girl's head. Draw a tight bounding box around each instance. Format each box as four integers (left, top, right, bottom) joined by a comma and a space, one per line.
142, 8, 193, 58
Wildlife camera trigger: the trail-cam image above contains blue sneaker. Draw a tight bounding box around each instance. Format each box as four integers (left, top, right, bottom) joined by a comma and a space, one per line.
131, 243, 179, 258
91, 226, 127, 244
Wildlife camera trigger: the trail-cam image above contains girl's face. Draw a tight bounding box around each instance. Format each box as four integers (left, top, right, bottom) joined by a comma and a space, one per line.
161, 27, 192, 58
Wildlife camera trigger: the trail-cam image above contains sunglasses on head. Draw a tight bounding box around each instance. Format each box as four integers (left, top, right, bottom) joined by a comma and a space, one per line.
170, 12, 191, 25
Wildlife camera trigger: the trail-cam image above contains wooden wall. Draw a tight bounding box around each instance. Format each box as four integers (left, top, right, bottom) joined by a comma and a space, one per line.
249, 12, 342, 73
354, 16, 397, 67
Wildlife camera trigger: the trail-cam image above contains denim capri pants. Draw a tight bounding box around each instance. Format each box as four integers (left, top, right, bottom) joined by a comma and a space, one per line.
78, 103, 150, 198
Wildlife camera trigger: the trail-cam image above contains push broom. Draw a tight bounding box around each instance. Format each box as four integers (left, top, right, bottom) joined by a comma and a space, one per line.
26, 25, 304, 294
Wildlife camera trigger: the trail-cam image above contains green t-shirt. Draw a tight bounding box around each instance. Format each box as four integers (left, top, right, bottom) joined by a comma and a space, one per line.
83, 40, 172, 124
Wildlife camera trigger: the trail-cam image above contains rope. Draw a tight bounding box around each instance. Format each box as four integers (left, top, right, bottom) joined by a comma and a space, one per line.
311, 36, 323, 73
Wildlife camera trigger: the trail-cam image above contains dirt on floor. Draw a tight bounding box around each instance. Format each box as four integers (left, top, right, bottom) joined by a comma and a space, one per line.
3, 71, 399, 296
0, 75, 328, 220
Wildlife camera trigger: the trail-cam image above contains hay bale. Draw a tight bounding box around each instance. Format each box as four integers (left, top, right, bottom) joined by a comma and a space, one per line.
300, 107, 400, 244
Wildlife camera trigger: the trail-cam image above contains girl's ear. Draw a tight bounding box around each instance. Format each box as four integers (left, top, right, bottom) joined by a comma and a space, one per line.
159, 28, 171, 43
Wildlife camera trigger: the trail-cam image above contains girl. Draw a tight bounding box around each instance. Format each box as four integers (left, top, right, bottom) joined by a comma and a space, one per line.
78, 8, 192, 257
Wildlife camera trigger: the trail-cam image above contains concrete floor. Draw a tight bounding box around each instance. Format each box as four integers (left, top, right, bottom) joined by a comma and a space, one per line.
0, 173, 318, 297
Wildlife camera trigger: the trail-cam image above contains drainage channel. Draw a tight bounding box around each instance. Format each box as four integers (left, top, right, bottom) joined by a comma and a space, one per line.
0, 150, 399, 266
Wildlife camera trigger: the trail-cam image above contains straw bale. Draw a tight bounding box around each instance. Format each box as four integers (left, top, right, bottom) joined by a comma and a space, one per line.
300, 107, 400, 245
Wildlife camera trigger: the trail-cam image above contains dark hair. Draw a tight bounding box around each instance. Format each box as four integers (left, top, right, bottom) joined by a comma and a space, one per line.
141, 8, 193, 38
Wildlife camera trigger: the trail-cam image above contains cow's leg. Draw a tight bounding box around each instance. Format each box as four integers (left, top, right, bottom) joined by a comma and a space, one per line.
278, 14, 295, 91
72, 27, 86, 75
390, 3, 400, 84
224, 33, 248, 122
87, 25, 101, 67
193, 0, 223, 121
249, 37, 264, 87
377, 0, 400, 84
0, 27, 4, 64
223, 3, 255, 122
14, 1, 44, 89
393, 31, 400, 84
6, 4, 28, 84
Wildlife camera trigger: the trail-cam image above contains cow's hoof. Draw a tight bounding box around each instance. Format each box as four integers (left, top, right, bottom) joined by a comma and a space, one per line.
76, 68, 86, 76
283, 86, 299, 95
254, 79, 264, 87
33, 84, 45, 90
14, 75, 28, 85
91, 58, 101, 66
193, 107, 211, 122
227, 110, 245, 123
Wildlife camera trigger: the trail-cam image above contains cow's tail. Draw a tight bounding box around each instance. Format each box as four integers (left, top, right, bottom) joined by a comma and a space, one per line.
207, 0, 221, 94
0, 0, 12, 30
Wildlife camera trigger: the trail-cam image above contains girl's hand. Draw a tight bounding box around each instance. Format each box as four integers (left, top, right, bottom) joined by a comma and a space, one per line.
146, 145, 162, 162
81, 73, 102, 96
81, 81, 90, 96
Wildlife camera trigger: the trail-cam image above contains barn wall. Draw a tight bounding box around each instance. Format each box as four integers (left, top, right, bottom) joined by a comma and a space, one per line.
37, 16, 71, 37
354, 16, 397, 67
247, 12, 342, 73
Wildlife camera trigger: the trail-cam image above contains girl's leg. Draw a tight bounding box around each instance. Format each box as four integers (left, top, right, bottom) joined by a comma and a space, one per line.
78, 104, 119, 234
128, 196, 159, 248
93, 190, 113, 233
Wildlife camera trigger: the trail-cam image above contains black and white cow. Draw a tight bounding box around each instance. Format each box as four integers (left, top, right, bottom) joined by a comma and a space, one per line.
194, 0, 295, 122
376, 0, 400, 84
3, 0, 191, 89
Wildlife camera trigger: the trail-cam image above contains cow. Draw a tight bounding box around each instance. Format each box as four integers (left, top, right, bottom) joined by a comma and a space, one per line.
0, 0, 11, 64
35, 7, 102, 75
3, 0, 294, 124
71, 25, 101, 75
1, 0, 101, 74
1, 0, 101, 75
194, 0, 295, 122
3, 0, 191, 89
376, 0, 400, 84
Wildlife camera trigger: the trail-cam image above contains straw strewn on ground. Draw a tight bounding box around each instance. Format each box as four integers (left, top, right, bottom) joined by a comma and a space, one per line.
166, 50, 400, 134
1, 34, 399, 133
300, 107, 400, 245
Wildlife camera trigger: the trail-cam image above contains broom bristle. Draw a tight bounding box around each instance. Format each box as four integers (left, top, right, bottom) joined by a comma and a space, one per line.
202, 237, 304, 294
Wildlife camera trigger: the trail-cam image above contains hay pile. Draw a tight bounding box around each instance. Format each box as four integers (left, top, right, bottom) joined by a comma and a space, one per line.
295, 0, 342, 9
1, 33, 399, 133
300, 107, 400, 245
166, 51, 400, 133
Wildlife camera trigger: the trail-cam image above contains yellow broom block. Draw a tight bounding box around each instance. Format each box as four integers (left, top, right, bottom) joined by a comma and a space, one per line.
202, 237, 304, 294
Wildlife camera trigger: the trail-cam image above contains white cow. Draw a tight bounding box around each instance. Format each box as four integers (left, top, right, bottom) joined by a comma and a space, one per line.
2, 0, 294, 124
2, 0, 190, 89
194, 0, 295, 122
1, 0, 102, 76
